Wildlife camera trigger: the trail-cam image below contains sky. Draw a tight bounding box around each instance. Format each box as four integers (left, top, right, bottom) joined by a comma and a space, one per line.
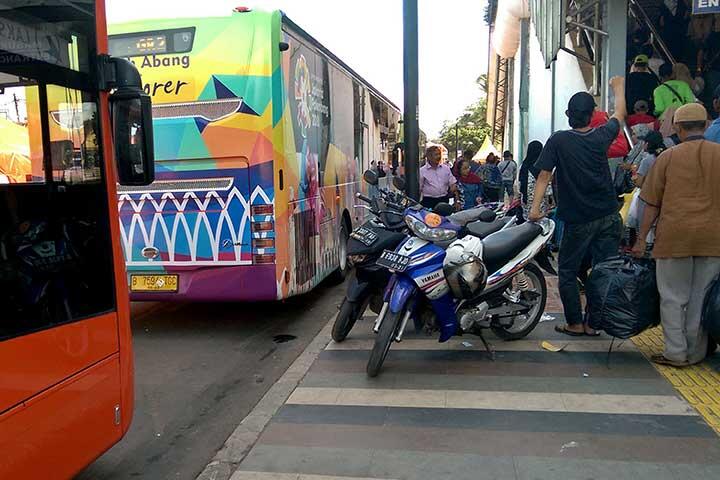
106, 0, 489, 138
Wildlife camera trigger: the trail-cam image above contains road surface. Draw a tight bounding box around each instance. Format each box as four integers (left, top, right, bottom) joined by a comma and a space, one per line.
77, 281, 344, 480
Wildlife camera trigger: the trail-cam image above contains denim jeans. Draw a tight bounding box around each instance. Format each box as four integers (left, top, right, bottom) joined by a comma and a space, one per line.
558, 213, 622, 325
502, 180, 514, 199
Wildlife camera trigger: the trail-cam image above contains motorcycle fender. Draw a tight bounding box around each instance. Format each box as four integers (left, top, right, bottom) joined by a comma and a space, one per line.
389, 275, 416, 314
430, 294, 458, 343
345, 275, 371, 303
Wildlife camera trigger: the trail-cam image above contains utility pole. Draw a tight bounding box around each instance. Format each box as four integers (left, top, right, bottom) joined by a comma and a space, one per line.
403, 0, 420, 200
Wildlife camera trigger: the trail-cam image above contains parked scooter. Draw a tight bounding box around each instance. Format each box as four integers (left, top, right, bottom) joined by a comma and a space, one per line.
367, 203, 555, 377
333, 173, 511, 342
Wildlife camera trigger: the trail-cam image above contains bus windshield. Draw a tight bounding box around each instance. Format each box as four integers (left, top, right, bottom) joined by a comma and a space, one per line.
0, 2, 116, 340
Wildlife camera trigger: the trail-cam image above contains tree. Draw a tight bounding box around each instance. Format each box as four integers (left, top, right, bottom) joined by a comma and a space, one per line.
434, 76, 492, 159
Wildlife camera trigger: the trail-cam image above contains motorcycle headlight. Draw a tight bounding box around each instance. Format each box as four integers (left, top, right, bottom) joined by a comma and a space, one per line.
405, 216, 457, 242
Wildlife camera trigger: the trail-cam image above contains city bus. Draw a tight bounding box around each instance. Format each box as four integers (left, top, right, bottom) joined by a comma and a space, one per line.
0, 0, 154, 477
109, 7, 401, 301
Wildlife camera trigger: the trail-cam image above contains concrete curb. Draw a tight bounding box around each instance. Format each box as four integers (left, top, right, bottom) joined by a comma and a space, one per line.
195, 318, 334, 480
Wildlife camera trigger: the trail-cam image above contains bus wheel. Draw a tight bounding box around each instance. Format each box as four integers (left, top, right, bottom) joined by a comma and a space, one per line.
329, 219, 350, 284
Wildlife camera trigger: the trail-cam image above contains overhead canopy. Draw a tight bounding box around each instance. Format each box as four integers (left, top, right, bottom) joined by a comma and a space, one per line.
530, 0, 565, 67
491, 0, 530, 59
473, 136, 500, 162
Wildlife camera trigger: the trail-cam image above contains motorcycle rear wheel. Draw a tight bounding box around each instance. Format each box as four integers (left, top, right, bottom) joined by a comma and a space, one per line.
491, 262, 547, 340
366, 308, 404, 377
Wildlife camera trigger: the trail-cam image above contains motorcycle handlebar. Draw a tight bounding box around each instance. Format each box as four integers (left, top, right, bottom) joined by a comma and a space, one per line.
356, 192, 373, 204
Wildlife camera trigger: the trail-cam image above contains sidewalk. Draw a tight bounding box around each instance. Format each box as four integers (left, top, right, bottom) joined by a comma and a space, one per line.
221, 278, 720, 480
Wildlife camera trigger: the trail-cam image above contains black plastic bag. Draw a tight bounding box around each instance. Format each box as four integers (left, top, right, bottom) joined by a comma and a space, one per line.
702, 275, 720, 342
586, 256, 660, 339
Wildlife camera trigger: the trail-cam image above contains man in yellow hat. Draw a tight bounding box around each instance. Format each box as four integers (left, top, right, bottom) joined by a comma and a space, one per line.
633, 103, 720, 367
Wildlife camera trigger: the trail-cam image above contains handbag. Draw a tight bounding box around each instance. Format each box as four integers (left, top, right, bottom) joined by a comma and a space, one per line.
614, 163, 634, 195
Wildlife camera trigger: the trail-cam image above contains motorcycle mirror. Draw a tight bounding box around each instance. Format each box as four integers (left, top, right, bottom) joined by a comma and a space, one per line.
478, 209, 497, 222
392, 175, 406, 191
363, 170, 379, 186
433, 202, 454, 216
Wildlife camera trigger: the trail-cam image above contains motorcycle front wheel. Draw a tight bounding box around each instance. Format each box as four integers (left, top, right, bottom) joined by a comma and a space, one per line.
332, 297, 368, 342
366, 308, 404, 377
491, 262, 547, 341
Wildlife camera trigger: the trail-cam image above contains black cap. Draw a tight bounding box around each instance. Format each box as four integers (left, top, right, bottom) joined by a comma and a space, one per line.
567, 92, 596, 113
503, 150, 512, 158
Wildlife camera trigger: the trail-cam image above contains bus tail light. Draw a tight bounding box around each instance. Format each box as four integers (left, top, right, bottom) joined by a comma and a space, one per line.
251, 204, 274, 215
253, 254, 275, 264
253, 238, 274, 249
252, 221, 273, 232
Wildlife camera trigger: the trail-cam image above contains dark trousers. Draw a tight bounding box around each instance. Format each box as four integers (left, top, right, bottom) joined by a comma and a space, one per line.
421, 195, 450, 210
558, 213, 622, 325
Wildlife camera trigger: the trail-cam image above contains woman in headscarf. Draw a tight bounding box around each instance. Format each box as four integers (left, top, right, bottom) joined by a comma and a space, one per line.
519, 140, 543, 205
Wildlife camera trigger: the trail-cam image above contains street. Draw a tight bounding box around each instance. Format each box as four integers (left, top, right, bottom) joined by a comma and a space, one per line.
76, 282, 344, 480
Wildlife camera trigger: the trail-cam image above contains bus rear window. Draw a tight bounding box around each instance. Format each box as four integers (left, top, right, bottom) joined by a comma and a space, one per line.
109, 28, 196, 57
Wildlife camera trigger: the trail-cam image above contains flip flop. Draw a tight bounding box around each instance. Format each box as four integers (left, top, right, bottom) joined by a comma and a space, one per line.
554, 324, 585, 337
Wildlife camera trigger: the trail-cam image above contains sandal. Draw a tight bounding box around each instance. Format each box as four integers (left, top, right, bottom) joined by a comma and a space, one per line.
584, 329, 601, 337
554, 324, 585, 337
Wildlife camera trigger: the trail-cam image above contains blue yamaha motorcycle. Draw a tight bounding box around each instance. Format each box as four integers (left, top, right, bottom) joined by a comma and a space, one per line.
367, 204, 555, 377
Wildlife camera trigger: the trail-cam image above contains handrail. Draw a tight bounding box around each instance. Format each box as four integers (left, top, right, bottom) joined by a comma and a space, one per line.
628, 0, 675, 65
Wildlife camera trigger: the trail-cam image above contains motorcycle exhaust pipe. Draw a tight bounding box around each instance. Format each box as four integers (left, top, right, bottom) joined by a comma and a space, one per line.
373, 302, 389, 333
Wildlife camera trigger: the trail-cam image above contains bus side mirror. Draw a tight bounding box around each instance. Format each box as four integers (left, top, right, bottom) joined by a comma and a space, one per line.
363, 169, 378, 186
111, 94, 154, 186
107, 57, 155, 186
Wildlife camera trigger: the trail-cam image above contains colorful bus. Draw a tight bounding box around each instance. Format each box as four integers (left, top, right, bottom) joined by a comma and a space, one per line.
0, 1, 154, 477
109, 7, 401, 301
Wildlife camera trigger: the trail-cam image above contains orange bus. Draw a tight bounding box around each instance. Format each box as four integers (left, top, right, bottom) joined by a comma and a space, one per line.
0, 1, 154, 478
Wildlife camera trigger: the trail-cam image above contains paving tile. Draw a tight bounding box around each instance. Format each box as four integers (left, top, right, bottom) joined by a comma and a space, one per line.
514, 456, 679, 480
257, 423, 720, 464
239, 445, 374, 479
300, 372, 677, 396
288, 387, 695, 416
272, 404, 718, 438
560, 393, 697, 416
370, 449, 517, 480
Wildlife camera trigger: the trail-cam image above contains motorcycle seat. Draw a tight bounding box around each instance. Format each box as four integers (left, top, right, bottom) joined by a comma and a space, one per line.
465, 217, 509, 238
448, 207, 496, 226
481, 222, 543, 274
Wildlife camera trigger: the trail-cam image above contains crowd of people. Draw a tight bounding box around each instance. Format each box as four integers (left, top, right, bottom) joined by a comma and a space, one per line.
417, 147, 518, 210
412, 70, 720, 367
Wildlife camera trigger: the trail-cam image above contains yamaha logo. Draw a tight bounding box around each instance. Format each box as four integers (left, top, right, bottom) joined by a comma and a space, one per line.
141, 247, 160, 260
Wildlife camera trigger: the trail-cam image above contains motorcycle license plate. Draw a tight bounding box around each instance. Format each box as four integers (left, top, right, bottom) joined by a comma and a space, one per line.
130, 274, 179, 292
377, 250, 411, 272
350, 226, 378, 246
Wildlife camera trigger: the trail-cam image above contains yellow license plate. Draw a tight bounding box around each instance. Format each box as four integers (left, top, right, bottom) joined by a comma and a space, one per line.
130, 274, 178, 292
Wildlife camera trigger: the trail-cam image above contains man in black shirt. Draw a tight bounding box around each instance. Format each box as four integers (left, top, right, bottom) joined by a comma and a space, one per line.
626, 55, 658, 114
529, 77, 627, 336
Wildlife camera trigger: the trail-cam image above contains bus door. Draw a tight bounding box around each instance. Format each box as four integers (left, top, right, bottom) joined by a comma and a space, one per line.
0, 3, 153, 477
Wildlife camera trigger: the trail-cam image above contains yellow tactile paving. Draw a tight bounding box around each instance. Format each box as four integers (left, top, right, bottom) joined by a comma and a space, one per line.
632, 326, 720, 435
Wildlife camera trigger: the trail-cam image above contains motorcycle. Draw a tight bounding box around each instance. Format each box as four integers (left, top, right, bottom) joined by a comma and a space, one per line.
333, 173, 512, 342
366, 203, 555, 377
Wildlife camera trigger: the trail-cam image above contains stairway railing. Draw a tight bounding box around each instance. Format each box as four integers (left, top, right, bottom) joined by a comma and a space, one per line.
628, 0, 675, 66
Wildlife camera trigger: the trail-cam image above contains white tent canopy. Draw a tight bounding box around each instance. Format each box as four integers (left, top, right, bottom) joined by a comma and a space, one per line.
473, 136, 500, 162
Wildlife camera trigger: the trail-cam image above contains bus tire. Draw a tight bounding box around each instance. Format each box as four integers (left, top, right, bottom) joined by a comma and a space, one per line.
328, 219, 350, 284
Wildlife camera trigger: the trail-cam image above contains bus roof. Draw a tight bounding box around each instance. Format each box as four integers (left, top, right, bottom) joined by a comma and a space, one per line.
109, 9, 401, 115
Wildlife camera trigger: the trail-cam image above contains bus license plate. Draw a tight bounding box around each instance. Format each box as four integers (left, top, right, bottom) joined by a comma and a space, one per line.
350, 226, 378, 246
377, 250, 411, 272
130, 274, 179, 292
